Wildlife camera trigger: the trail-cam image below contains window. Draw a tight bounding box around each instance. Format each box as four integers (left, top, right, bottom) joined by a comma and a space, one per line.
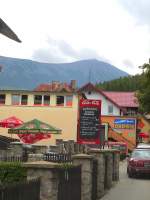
34, 95, 50, 106
0, 94, 5, 104
34, 95, 42, 105
66, 96, 73, 106
11, 94, 28, 105
21, 95, 28, 105
12, 94, 20, 105
56, 95, 73, 106
56, 96, 64, 106
43, 95, 50, 105
108, 105, 113, 114
126, 108, 137, 116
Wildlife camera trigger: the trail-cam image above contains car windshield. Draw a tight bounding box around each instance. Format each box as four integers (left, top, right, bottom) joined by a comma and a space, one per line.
131, 150, 150, 159
136, 143, 150, 149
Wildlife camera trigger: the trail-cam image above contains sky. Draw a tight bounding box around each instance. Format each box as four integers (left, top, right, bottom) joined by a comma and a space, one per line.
1, 0, 150, 75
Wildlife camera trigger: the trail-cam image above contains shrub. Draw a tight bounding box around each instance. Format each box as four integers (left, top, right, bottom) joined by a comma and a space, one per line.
0, 162, 27, 185
58, 162, 73, 170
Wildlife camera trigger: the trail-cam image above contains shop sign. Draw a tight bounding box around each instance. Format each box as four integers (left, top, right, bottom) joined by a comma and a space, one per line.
114, 119, 136, 129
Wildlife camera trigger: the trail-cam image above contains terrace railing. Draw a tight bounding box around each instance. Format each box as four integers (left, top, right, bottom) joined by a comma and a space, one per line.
0, 155, 28, 162
43, 153, 72, 163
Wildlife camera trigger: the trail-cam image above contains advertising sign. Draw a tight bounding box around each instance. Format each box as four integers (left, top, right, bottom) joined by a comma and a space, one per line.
114, 119, 136, 129
77, 99, 101, 144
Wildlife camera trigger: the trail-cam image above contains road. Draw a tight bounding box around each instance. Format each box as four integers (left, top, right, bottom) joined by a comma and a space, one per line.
100, 160, 150, 200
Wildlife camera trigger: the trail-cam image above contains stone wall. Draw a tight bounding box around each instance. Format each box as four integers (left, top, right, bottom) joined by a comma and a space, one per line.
28, 153, 43, 162
0, 142, 48, 157
55, 139, 90, 154
89, 149, 106, 198
72, 154, 93, 200
23, 149, 120, 200
2, 139, 120, 200
23, 161, 59, 200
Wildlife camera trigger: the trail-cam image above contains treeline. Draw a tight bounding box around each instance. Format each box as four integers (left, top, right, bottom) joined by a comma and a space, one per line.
96, 74, 144, 91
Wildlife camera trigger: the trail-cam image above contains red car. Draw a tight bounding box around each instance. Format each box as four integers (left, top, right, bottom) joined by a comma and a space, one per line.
127, 148, 150, 177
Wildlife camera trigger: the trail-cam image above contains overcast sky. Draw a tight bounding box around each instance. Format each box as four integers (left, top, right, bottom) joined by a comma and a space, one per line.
1, 0, 150, 75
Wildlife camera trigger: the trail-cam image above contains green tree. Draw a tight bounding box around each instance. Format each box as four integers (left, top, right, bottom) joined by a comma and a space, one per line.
137, 61, 150, 113
96, 74, 144, 92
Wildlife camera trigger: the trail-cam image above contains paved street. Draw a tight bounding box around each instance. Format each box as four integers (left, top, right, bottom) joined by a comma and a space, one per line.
100, 160, 150, 200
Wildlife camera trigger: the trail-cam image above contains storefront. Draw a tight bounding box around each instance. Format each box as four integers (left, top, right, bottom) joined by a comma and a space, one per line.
101, 116, 137, 150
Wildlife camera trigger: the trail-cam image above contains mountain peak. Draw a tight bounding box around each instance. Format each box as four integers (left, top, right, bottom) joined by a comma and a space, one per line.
0, 56, 128, 89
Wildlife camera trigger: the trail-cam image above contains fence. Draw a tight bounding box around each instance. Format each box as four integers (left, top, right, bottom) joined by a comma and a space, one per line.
92, 159, 98, 200
58, 166, 81, 200
0, 178, 40, 200
0, 155, 28, 162
43, 153, 72, 163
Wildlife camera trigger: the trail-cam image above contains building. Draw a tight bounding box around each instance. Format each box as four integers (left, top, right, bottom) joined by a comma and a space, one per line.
78, 83, 138, 150
0, 81, 140, 149
78, 82, 138, 116
0, 80, 78, 145
103, 91, 139, 116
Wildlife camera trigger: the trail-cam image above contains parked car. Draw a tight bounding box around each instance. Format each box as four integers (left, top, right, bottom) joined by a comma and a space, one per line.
136, 143, 150, 149
127, 148, 150, 177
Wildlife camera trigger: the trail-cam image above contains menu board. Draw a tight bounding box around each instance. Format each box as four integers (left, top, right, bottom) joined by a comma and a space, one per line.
77, 99, 101, 144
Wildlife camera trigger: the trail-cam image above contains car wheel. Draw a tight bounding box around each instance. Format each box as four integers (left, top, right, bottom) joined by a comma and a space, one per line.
128, 170, 134, 178
127, 167, 129, 174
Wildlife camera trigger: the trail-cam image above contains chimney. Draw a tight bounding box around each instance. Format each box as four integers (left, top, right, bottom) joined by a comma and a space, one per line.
52, 81, 60, 90
70, 80, 76, 89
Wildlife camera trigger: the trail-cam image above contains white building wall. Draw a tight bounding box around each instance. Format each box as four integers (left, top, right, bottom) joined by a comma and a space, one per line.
84, 91, 120, 116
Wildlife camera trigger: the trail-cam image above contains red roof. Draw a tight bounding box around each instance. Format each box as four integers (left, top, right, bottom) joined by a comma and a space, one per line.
34, 81, 76, 93
78, 82, 121, 108
78, 83, 139, 108
103, 91, 139, 108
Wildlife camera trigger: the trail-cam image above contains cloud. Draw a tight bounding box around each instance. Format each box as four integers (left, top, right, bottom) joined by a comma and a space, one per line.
32, 48, 67, 63
119, 0, 150, 26
78, 48, 101, 60
122, 59, 135, 69
32, 37, 107, 63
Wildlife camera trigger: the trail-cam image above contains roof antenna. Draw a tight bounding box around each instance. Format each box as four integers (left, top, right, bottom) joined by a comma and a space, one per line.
88, 67, 92, 83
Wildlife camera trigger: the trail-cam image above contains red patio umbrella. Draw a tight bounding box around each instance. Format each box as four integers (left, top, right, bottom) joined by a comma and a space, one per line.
17, 133, 51, 144
0, 116, 23, 128
138, 132, 149, 138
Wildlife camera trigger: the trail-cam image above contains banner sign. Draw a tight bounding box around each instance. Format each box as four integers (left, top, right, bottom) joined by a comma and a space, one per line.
114, 119, 136, 129
77, 99, 101, 144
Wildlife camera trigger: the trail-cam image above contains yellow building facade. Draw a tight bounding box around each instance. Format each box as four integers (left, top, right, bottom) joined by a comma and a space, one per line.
0, 89, 79, 145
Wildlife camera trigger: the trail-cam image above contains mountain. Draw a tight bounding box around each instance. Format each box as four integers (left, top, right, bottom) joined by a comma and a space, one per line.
0, 56, 128, 89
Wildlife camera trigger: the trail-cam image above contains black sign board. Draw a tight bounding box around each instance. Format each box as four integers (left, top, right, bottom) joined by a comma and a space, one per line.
77, 99, 101, 144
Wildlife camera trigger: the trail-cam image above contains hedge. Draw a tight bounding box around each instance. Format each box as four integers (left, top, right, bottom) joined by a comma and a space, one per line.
0, 162, 27, 185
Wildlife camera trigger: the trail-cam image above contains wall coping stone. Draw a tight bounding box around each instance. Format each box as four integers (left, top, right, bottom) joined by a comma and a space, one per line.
22, 161, 62, 169
72, 153, 94, 159
89, 148, 120, 153
32, 144, 47, 147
